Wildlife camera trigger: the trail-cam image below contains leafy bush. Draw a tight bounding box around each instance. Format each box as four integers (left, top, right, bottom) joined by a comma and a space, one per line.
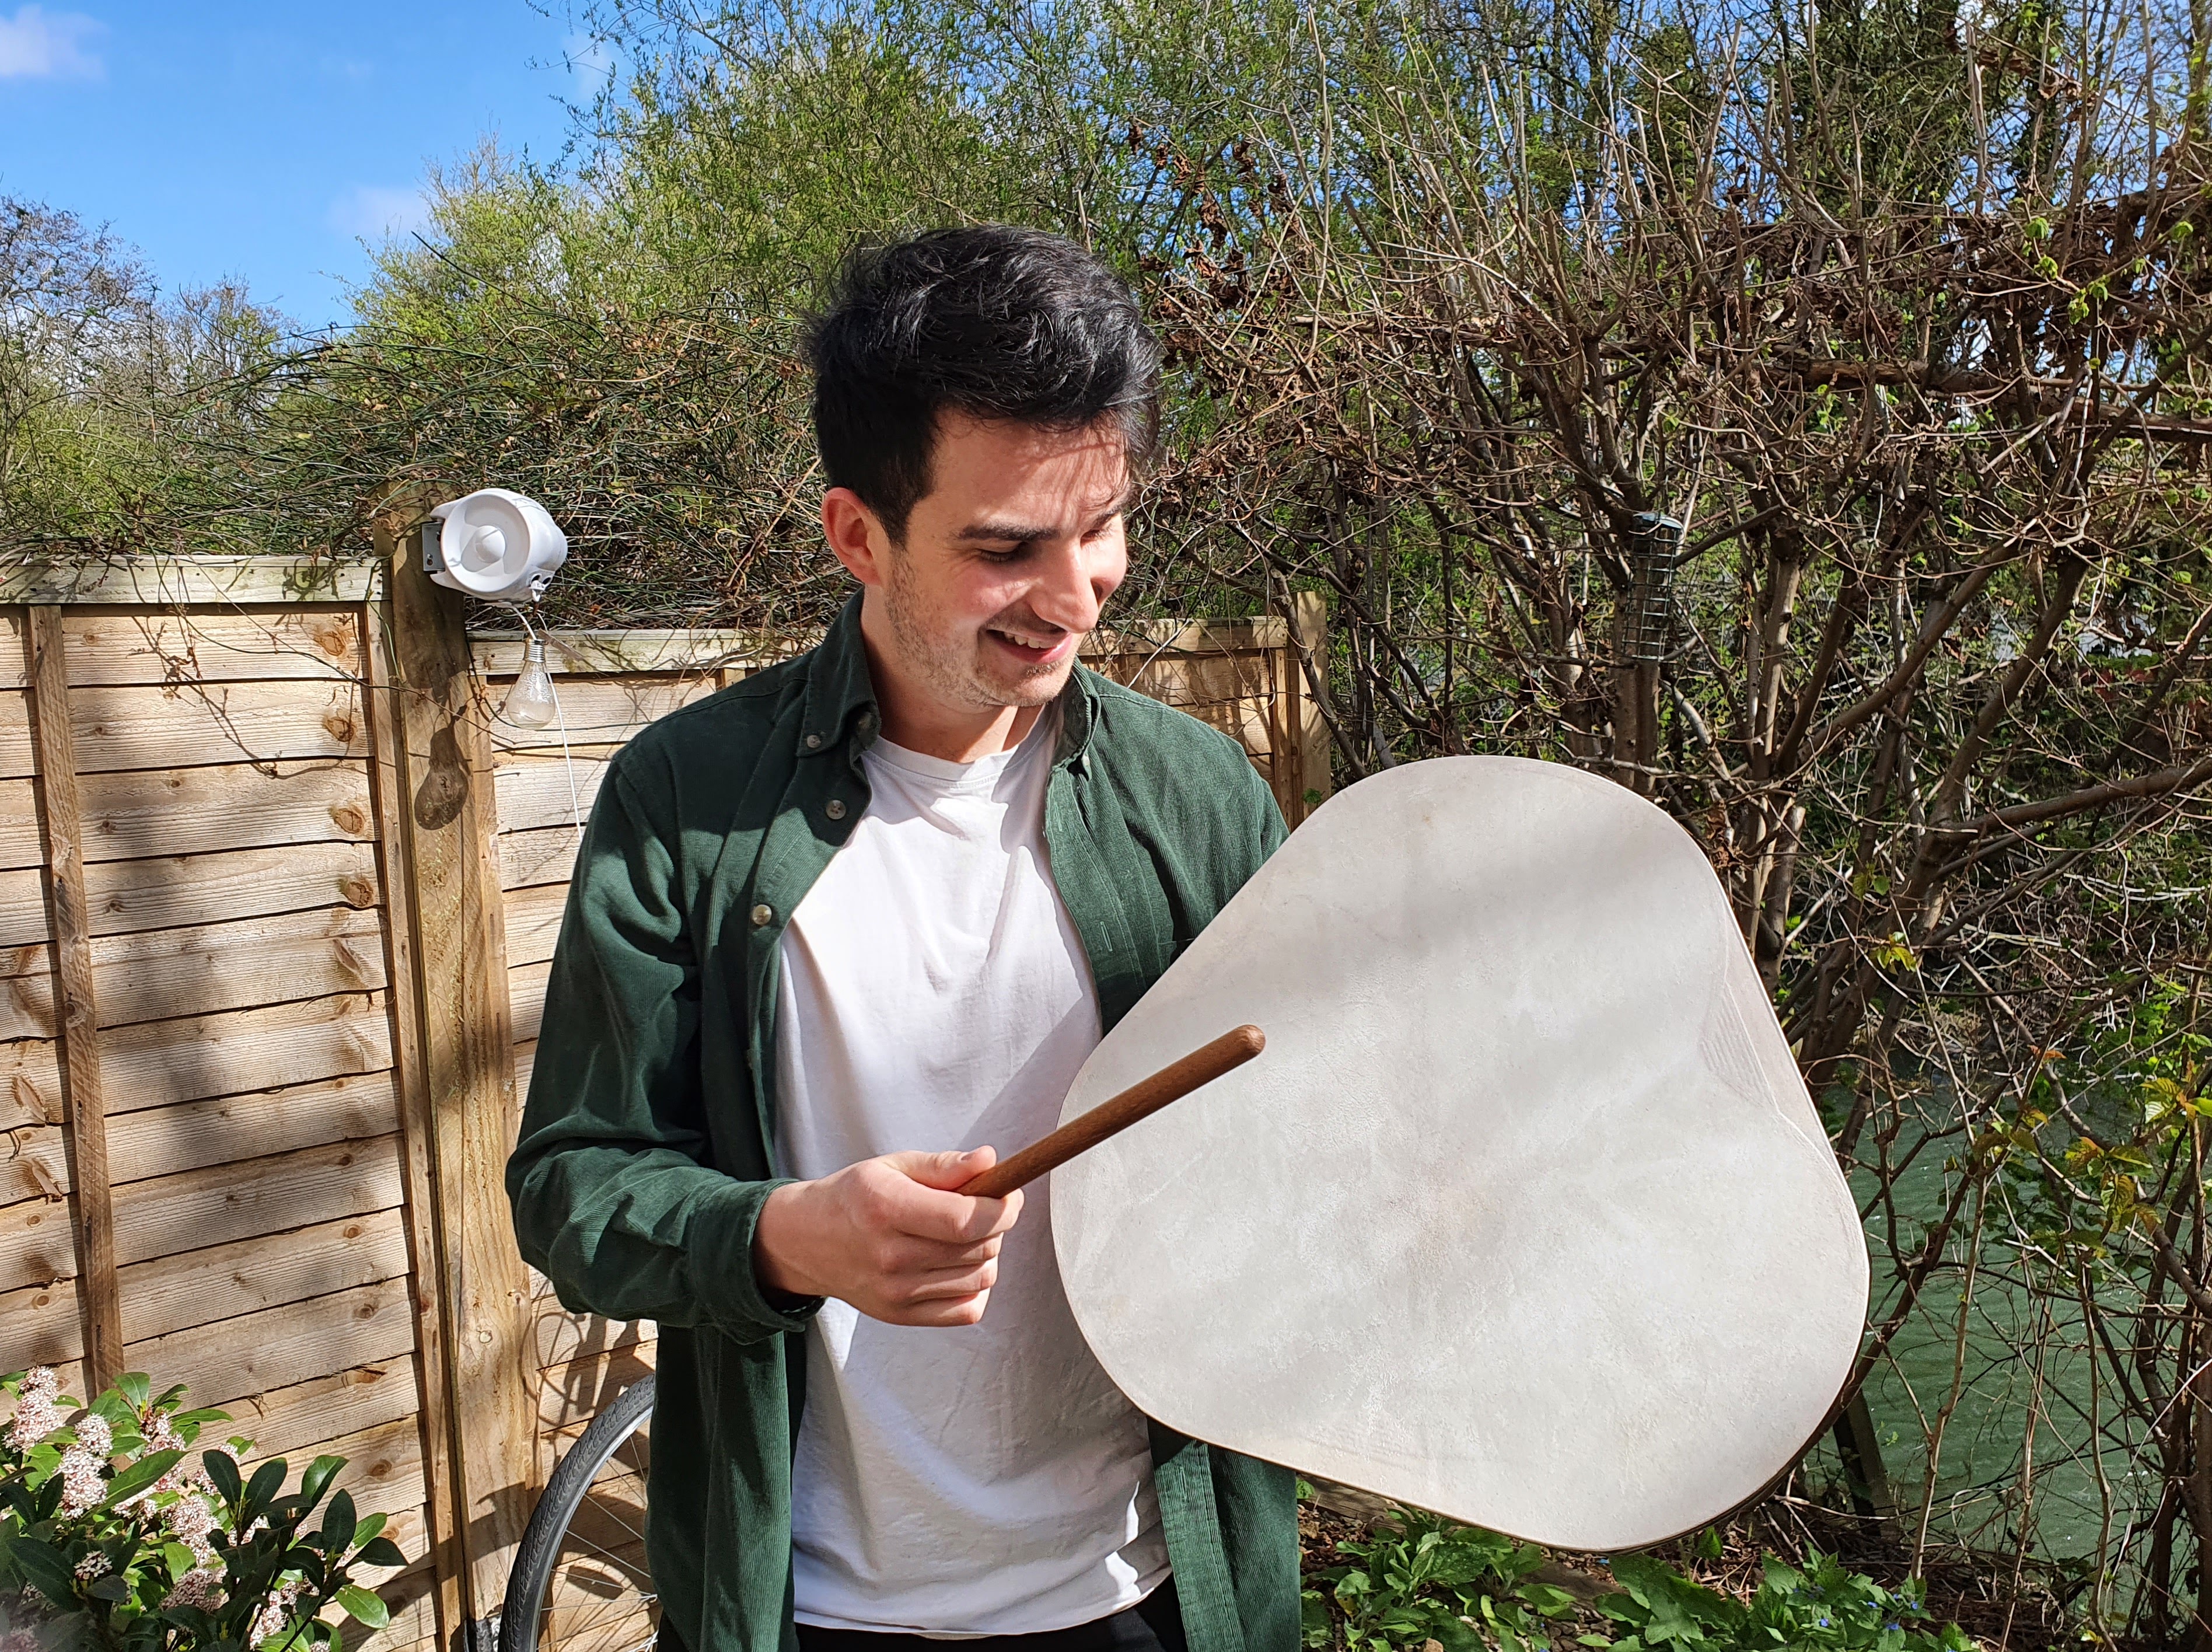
0, 1368, 403, 1652
1301, 1499, 1976, 1652
1304, 1507, 1581, 1652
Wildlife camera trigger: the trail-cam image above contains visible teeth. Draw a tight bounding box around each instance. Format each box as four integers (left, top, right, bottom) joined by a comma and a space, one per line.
993, 629, 1060, 650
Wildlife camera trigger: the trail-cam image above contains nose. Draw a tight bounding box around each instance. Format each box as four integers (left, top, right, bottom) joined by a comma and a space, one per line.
1027, 533, 1120, 635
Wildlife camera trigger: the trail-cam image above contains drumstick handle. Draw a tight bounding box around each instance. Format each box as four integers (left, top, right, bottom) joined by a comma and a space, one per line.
957, 1024, 1265, 1200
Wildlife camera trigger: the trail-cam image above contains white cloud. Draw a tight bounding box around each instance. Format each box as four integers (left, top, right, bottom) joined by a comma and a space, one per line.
564, 31, 615, 92
328, 184, 431, 243
0, 5, 105, 80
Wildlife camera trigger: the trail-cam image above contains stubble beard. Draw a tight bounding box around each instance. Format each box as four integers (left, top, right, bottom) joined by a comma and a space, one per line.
883, 548, 1072, 713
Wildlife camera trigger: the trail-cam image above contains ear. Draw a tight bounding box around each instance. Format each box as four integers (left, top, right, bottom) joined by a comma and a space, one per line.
822, 487, 893, 586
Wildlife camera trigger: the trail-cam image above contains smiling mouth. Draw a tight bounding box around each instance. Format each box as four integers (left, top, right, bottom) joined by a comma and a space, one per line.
986, 623, 1078, 664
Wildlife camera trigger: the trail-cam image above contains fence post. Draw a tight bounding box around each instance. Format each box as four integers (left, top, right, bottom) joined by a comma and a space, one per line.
375, 515, 536, 1651
25, 606, 123, 1390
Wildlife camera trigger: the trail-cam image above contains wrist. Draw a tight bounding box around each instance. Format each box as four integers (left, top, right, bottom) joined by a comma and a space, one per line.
753, 1181, 819, 1301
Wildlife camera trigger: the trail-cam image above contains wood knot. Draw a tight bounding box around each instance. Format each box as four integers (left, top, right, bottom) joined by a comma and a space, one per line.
337, 875, 378, 909
322, 713, 359, 746
329, 803, 368, 836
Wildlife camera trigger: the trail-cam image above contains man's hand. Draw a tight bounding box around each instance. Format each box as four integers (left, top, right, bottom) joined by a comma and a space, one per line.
753, 1147, 1023, 1326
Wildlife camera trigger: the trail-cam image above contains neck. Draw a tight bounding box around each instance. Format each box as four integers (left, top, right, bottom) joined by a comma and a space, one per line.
858, 598, 1044, 763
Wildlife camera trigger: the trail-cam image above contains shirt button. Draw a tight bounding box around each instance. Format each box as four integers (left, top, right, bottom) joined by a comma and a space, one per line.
750, 903, 775, 928
805, 732, 823, 749
824, 799, 847, 821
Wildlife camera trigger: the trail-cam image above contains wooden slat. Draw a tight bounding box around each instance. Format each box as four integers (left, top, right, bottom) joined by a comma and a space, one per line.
360, 581, 463, 1652
0, 1039, 64, 1130
98, 990, 392, 1117
0, 778, 40, 869
0, 905, 389, 1040
534, 1307, 651, 1372
0, 555, 381, 605
472, 628, 788, 677
508, 961, 550, 1045
29, 605, 123, 1390
535, 1343, 658, 1438
343, 1564, 440, 1652
78, 760, 375, 864
487, 676, 715, 753
504, 883, 568, 968
68, 679, 369, 774
0, 1277, 83, 1374
500, 826, 579, 892
0, 690, 33, 780
219, 1360, 424, 1464
125, 1276, 417, 1409
0, 1123, 70, 1203
513, 1039, 535, 1101
387, 532, 534, 1628
119, 1206, 411, 1343
292, 1413, 428, 1534
0, 1192, 77, 1293
0, 613, 26, 689
62, 610, 362, 685
494, 753, 609, 835
106, 1070, 401, 1186
0, 840, 381, 949
111, 1135, 405, 1267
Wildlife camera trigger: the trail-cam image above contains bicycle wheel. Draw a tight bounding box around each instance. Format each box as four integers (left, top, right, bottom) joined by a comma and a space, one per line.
501, 1372, 658, 1652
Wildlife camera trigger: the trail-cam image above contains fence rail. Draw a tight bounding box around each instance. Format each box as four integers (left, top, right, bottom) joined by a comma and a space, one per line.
0, 553, 1329, 1652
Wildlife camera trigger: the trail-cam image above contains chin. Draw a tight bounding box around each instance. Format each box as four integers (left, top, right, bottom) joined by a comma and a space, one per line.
975, 656, 1075, 709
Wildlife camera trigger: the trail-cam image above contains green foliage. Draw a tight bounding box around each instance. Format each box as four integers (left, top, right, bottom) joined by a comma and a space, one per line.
1297, 1508, 1975, 1652
1, 1368, 403, 1652
1302, 1508, 1580, 1652
1593, 1553, 1974, 1651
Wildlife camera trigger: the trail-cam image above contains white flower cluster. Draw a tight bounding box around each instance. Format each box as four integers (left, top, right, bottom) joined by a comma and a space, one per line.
161, 1568, 225, 1614
248, 1577, 306, 1644
161, 1487, 220, 1559
5, 1368, 62, 1450
72, 1551, 111, 1584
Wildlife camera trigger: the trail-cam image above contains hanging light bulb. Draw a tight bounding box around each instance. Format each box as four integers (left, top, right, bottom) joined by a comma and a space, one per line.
502, 639, 559, 729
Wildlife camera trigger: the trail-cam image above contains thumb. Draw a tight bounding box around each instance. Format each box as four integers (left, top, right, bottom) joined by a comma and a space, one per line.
885, 1145, 996, 1192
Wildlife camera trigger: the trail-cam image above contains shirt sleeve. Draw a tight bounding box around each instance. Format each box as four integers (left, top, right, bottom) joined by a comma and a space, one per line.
505, 757, 821, 1343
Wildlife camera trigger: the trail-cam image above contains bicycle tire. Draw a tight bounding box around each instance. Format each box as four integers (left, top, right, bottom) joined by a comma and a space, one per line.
500, 1371, 658, 1652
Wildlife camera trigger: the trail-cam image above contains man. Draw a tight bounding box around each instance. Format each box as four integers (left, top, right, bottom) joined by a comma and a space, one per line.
507, 226, 1298, 1652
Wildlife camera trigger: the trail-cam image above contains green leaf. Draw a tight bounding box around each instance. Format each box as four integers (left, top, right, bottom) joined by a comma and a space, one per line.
350, 1513, 387, 1547
298, 1456, 345, 1514
102, 1449, 184, 1508
353, 1538, 406, 1570
244, 1459, 287, 1516
320, 1489, 357, 1553
6, 1532, 81, 1608
87, 1574, 132, 1602
114, 1373, 152, 1413
204, 1450, 243, 1504
334, 1585, 389, 1629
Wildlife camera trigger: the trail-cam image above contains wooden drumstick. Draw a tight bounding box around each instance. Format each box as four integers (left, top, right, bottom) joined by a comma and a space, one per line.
957, 1024, 1266, 1200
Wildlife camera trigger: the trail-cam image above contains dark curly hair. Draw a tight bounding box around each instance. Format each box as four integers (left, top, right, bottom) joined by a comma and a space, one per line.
806, 226, 1162, 542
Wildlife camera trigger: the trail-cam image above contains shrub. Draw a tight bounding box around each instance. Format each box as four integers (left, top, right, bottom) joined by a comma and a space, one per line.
0, 1368, 403, 1652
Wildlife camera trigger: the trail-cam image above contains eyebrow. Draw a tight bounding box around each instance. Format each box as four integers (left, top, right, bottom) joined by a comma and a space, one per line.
955, 497, 1128, 545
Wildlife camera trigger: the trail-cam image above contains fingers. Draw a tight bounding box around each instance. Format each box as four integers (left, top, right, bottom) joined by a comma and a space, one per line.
873, 1151, 1024, 1244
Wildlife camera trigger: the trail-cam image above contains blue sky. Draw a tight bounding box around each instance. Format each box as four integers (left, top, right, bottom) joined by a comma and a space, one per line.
0, 1, 606, 329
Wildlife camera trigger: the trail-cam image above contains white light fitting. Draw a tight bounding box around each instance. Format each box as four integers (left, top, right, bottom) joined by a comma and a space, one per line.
422, 488, 568, 601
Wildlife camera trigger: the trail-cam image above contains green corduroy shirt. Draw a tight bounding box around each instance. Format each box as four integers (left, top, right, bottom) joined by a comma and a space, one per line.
506, 593, 1300, 1652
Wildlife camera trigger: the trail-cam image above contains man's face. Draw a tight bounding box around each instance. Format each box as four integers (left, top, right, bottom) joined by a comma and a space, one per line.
827, 412, 1130, 719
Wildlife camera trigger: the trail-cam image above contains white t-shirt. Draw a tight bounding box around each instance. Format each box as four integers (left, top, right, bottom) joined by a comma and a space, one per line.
771, 711, 1171, 1636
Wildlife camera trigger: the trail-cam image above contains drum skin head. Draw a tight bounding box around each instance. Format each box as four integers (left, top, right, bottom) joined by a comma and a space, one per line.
1051, 756, 1868, 1552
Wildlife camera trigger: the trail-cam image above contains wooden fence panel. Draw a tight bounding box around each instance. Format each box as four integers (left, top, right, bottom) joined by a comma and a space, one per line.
0, 561, 450, 1652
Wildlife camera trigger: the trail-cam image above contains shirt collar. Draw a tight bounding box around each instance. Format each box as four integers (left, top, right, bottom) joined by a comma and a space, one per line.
799, 588, 1100, 769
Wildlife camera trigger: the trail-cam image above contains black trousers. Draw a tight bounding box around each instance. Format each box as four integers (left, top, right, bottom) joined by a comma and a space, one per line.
658, 1579, 1187, 1652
